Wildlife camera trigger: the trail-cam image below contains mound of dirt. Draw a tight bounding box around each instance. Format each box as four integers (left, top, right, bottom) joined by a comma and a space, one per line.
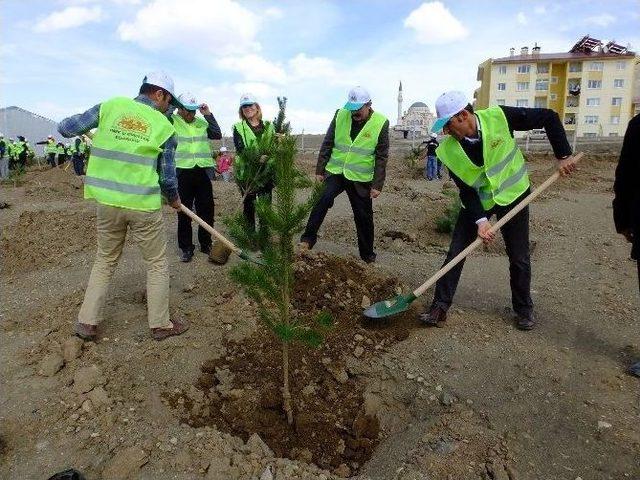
23, 167, 84, 199
167, 252, 419, 476
1, 209, 96, 275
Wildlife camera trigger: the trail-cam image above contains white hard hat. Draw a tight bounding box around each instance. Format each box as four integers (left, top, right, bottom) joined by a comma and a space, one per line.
177, 92, 200, 111
239, 93, 257, 107
142, 71, 184, 109
219, 146, 228, 152
344, 86, 371, 111
432, 91, 469, 133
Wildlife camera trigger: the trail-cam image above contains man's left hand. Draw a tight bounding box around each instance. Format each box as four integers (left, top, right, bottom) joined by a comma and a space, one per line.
199, 103, 211, 116
558, 156, 578, 176
370, 189, 381, 199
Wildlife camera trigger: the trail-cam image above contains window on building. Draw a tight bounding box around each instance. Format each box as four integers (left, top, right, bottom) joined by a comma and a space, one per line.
613, 79, 624, 88
516, 82, 530, 91
589, 62, 604, 71
498, 65, 507, 74
611, 97, 622, 106
550, 76, 558, 84
537, 63, 549, 74
534, 98, 546, 108
584, 115, 599, 124
584, 132, 597, 138
517, 64, 531, 73
610, 116, 620, 124
516, 99, 529, 107
609, 132, 619, 137
586, 97, 600, 106
587, 80, 602, 89
496, 99, 506, 105
535, 79, 548, 90
616, 61, 626, 70
568, 62, 582, 72
550, 93, 557, 100
497, 83, 506, 91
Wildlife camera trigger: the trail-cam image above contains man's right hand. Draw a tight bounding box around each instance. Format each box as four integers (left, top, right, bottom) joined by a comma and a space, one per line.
477, 220, 496, 244
315, 174, 325, 182
169, 197, 182, 210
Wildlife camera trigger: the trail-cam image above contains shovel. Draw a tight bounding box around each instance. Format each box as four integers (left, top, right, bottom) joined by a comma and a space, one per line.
364, 152, 584, 319
179, 205, 264, 266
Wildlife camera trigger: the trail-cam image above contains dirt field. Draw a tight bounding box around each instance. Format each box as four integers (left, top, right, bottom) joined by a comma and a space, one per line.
1, 149, 638, 480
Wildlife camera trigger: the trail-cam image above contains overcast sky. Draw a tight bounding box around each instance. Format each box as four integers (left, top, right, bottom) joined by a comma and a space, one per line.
1, 0, 638, 133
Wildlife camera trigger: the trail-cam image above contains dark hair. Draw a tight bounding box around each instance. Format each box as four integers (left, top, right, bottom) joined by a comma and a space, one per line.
139, 83, 168, 97
464, 103, 474, 113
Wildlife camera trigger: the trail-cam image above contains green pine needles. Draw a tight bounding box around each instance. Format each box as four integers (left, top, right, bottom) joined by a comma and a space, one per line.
226, 98, 329, 425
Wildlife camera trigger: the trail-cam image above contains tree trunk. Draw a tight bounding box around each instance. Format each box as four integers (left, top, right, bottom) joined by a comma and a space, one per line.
282, 342, 293, 425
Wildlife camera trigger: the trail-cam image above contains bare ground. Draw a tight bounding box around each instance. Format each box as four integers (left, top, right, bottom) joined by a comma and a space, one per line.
0, 151, 638, 480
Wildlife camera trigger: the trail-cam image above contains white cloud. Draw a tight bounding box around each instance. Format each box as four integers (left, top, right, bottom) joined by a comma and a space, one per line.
534, 5, 547, 14
264, 7, 284, 19
118, 0, 262, 55
33, 6, 104, 33
216, 55, 287, 84
404, 2, 468, 44
516, 12, 528, 25
288, 53, 343, 83
584, 14, 616, 27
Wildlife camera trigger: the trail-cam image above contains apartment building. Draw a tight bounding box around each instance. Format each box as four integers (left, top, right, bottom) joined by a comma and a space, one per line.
475, 36, 639, 137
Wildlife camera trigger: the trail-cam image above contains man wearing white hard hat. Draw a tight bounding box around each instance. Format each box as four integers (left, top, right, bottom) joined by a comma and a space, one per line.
420, 91, 577, 330
172, 92, 222, 263
58, 71, 189, 341
0, 134, 7, 179
299, 86, 389, 263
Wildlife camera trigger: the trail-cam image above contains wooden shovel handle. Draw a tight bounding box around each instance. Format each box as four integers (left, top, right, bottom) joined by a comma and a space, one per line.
179, 205, 240, 253
413, 152, 584, 298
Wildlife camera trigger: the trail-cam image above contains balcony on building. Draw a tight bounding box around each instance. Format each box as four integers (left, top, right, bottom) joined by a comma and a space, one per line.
567, 79, 581, 96
564, 113, 577, 129
565, 96, 579, 112
568, 62, 582, 73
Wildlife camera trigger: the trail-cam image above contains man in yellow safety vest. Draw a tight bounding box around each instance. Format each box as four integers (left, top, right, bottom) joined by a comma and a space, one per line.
58, 71, 190, 341
420, 91, 577, 330
299, 86, 389, 263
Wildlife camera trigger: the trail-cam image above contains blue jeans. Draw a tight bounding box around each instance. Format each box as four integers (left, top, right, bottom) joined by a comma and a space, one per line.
425, 155, 437, 179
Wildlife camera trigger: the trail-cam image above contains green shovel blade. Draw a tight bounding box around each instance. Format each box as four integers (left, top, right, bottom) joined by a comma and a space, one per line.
238, 250, 265, 266
363, 293, 417, 319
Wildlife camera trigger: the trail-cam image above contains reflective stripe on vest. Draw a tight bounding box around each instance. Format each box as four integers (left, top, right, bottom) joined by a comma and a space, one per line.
436, 106, 530, 210
325, 109, 386, 182
84, 96, 175, 211
172, 115, 213, 169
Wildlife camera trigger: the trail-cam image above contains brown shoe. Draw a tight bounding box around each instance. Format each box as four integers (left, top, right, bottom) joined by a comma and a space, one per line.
151, 317, 190, 341
75, 322, 97, 341
418, 306, 447, 327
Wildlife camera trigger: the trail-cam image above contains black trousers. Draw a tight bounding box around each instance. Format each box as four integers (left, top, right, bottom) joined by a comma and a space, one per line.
431, 195, 533, 318
177, 167, 214, 252
301, 174, 375, 261
243, 184, 273, 232
47, 153, 57, 168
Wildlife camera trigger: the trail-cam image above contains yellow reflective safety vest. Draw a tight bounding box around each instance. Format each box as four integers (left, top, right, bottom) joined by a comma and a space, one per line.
436, 106, 530, 211
233, 120, 275, 183
325, 109, 386, 183
45, 140, 57, 155
84, 96, 175, 211
172, 114, 213, 169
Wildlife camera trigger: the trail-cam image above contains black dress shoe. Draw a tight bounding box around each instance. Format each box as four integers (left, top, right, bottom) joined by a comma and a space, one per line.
628, 361, 640, 377
201, 245, 211, 255
516, 314, 535, 330
419, 306, 447, 327
180, 249, 194, 263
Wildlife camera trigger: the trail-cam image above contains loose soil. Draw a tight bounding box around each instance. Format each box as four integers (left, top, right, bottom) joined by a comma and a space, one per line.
168, 252, 417, 474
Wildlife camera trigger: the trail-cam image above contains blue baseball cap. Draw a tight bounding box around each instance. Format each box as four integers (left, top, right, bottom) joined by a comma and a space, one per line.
432, 90, 469, 133
344, 86, 371, 111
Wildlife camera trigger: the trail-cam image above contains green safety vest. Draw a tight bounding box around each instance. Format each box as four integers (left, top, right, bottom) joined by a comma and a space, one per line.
172, 115, 213, 169
325, 109, 387, 183
233, 120, 275, 182
45, 141, 57, 155
436, 106, 530, 211
56, 145, 66, 155
84, 96, 175, 211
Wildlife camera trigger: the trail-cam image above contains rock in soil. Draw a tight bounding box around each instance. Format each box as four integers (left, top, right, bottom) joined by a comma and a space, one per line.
73, 365, 104, 394
62, 337, 83, 362
101, 446, 148, 480
38, 353, 64, 377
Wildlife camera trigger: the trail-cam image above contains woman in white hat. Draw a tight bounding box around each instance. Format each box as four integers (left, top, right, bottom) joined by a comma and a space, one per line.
232, 93, 276, 232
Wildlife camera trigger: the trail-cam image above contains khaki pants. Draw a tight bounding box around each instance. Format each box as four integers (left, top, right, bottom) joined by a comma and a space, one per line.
78, 203, 172, 329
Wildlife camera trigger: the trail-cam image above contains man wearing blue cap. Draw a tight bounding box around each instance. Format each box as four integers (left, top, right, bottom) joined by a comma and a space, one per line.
299, 86, 389, 263
421, 91, 577, 330
172, 92, 222, 263
58, 71, 190, 341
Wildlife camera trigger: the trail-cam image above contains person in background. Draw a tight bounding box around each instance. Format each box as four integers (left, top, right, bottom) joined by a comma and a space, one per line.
612, 112, 640, 378
0, 134, 8, 179
71, 137, 87, 175
233, 93, 276, 233
422, 133, 440, 180
45, 135, 58, 167
216, 146, 233, 182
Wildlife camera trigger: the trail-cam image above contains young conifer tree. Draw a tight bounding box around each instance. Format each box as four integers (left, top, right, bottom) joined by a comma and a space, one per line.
226, 98, 329, 425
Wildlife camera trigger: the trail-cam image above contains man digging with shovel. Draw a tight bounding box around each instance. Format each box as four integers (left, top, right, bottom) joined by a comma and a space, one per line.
420, 91, 577, 331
